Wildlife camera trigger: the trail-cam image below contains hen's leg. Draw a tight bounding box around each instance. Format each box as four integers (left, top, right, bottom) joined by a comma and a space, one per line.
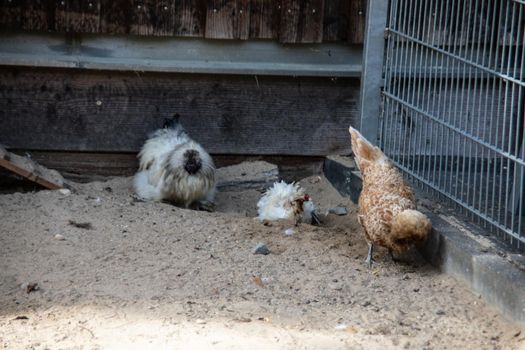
365, 242, 374, 269
131, 193, 145, 202
188, 200, 215, 212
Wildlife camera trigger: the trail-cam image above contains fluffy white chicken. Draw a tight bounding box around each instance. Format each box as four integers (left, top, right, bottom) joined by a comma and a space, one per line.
133, 114, 216, 210
257, 181, 319, 225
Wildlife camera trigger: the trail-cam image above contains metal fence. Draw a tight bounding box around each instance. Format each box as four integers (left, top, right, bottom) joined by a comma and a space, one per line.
380, 0, 525, 249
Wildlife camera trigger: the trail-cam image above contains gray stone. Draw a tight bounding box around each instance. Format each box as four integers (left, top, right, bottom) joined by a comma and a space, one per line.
329, 206, 348, 216
253, 242, 270, 255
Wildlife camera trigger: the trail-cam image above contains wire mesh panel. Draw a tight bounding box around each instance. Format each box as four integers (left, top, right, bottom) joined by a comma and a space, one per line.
381, 0, 525, 249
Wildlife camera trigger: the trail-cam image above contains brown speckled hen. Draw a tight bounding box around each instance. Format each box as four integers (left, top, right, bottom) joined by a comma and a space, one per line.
349, 127, 431, 268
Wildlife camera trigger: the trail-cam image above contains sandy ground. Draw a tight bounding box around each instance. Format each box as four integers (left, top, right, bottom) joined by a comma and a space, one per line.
0, 169, 523, 350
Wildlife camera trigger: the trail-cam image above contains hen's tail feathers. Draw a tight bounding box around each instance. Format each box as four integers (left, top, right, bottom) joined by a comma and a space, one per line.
133, 170, 160, 201
390, 209, 432, 243
163, 113, 181, 129
348, 126, 387, 171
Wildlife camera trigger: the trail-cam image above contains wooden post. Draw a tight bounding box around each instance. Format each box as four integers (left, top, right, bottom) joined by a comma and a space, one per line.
358, 0, 388, 144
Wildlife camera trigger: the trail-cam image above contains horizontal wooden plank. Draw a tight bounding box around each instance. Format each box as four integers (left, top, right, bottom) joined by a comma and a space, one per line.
0, 1, 351, 42
0, 144, 64, 189
0, 33, 363, 77
2, 0, 523, 45
0, 68, 359, 156
4, 151, 325, 183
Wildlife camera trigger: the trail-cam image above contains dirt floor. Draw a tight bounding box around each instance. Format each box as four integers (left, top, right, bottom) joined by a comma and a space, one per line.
0, 166, 523, 350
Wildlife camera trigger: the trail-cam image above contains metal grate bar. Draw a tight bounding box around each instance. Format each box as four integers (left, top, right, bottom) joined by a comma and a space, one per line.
382, 91, 525, 167
394, 161, 524, 241
381, 0, 525, 248
387, 28, 525, 88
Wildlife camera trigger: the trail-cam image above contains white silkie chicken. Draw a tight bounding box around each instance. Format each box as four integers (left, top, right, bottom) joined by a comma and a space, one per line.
133, 114, 216, 210
257, 181, 320, 225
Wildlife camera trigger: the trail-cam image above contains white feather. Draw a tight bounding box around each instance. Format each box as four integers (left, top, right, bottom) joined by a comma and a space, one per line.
137, 128, 189, 171
133, 169, 163, 201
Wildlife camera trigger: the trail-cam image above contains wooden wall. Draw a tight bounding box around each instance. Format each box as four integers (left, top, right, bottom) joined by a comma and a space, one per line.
0, 1, 363, 173
0, 68, 359, 156
0, 0, 365, 43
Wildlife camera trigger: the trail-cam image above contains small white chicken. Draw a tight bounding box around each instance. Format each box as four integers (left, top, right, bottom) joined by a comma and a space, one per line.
133, 114, 216, 210
257, 181, 320, 225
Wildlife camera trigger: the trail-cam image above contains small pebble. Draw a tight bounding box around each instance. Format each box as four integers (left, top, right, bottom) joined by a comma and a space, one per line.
58, 189, 71, 196
334, 323, 348, 331
21, 283, 39, 294
13, 316, 29, 320
436, 310, 445, 315
195, 319, 206, 324
54, 234, 66, 241
284, 228, 295, 236
253, 242, 270, 255
309, 176, 321, 184
329, 206, 348, 216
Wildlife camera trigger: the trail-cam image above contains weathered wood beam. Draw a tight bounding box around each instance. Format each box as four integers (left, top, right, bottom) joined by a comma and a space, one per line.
0, 32, 362, 77
2, 151, 324, 184
0, 145, 64, 190
0, 68, 359, 156
279, 0, 325, 43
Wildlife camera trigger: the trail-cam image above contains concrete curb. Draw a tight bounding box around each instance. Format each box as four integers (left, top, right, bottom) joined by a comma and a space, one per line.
324, 156, 525, 326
